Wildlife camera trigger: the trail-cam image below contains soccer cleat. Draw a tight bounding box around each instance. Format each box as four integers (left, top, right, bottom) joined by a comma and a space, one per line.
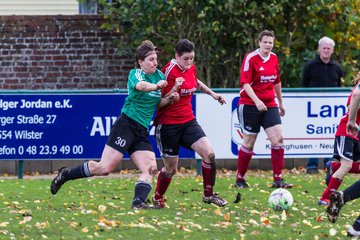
326, 191, 344, 223
347, 226, 360, 237
235, 179, 249, 188
131, 201, 151, 210
152, 196, 165, 209
318, 198, 330, 206
50, 167, 69, 195
325, 161, 333, 186
203, 193, 228, 207
271, 178, 293, 188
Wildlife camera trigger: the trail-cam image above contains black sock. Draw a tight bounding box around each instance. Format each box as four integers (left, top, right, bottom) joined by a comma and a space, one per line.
343, 180, 360, 203
353, 217, 360, 232
62, 162, 92, 181
132, 181, 152, 205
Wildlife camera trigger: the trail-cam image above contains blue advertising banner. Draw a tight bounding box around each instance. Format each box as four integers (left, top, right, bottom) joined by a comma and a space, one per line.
0, 94, 195, 160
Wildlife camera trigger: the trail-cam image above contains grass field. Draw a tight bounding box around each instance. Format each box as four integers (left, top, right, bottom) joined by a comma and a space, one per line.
0, 169, 358, 240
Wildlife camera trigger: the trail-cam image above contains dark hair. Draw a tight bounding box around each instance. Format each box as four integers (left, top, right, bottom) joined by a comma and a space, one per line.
135, 40, 156, 68
175, 39, 195, 56
258, 30, 275, 42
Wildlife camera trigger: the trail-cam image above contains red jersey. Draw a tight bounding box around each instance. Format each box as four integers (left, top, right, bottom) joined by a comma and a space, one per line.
238, 49, 281, 107
335, 83, 360, 140
154, 59, 197, 125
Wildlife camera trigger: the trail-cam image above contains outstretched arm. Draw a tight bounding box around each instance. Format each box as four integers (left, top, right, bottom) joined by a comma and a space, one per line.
197, 79, 226, 105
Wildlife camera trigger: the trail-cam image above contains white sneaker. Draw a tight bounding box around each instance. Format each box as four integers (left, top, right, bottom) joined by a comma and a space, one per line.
348, 226, 360, 237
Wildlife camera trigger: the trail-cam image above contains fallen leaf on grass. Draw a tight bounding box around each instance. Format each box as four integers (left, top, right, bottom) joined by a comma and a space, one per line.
315, 215, 323, 222
249, 210, 260, 215
0, 222, 9, 227
329, 228, 337, 236
214, 208, 222, 216
35, 221, 49, 229
18, 209, 32, 216
98, 216, 119, 227
269, 214, 280, 219
98, 205, 106, 213
128, 223, 156, 229
236, 222, 246, 232
224, 213, 231, 222
217, 221, 232, 227
260, 217, 270, 225
177, 224, 192, 232
19, 216, 32, 224
302, 219, 312, 227
249, 219, 259, 226
69, 221, 78, 228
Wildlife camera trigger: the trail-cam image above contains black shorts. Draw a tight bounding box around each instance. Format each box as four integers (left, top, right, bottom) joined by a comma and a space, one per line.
333, 136, 359, 162
155, 119, 206, 157
106, 114, 153, 155
237, 104, 281, 134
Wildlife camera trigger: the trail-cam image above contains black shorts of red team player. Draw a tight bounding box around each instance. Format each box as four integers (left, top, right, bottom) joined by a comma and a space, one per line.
155, 119, 206, 157
106, 114, 153, 155
237, 104, 281, 135
333, 136, 359, 162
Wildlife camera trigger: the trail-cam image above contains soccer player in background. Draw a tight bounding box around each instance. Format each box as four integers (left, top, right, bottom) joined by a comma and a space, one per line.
152, 39, 228, 208
318, 72, 360, 206
235, 30, 292, 189
50, 40, 179, 209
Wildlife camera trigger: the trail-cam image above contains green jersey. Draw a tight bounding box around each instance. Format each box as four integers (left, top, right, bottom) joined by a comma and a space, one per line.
121, 68, 165, 129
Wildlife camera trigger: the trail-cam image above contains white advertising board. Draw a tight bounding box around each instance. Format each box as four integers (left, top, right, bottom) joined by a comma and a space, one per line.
196, 90, 350, 159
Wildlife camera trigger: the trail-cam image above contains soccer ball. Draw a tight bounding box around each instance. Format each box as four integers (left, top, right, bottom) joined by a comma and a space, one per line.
268, 188, 293, 211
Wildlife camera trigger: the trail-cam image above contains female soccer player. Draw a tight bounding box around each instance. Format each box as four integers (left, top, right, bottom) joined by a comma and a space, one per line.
152, 39, 228, 208
319, 71, 360, 206
50, 40, 179, 209
327, 72, 360, 237
235, 30, 292, 189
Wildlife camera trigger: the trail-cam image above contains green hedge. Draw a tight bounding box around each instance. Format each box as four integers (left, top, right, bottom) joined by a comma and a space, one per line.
100, 0, 359, 88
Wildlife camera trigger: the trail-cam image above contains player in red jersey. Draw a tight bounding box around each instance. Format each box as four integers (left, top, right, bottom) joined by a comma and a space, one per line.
319, 71, 360, 206
152, 39, 228, 208
235, 30, 293, 189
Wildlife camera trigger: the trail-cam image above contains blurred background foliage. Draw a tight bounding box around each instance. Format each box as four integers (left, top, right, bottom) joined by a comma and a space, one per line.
99, 0, 359, 88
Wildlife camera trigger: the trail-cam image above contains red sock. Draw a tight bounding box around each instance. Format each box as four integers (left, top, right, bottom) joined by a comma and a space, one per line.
321, 177, 342, 199
349, 162, 360, 173
202, 161, 215, 197
271, 146, 284, 181
154, 168, 172, 200
236, 145, 253, 182
331, 161, 341, 172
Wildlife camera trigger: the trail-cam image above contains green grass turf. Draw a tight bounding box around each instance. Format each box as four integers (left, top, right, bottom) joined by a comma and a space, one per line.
0, 170, 358, 239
